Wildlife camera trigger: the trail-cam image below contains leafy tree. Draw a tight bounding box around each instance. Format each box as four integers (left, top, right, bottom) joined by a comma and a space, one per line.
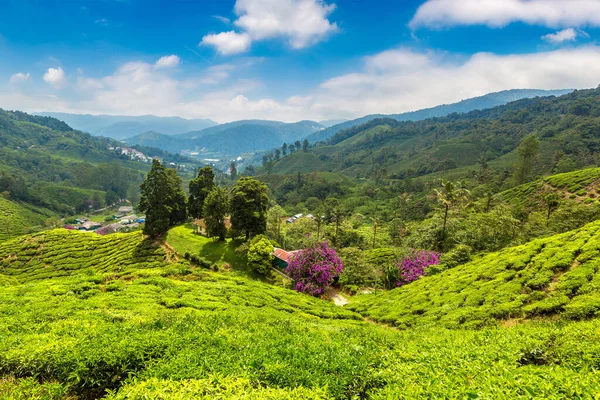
289, 144, 296, 153
248, 236, 274, 275
282, 143, 288, 156
275, 149, 281, 160
188, 166, 215, 219
230, 177, 269, 240
544, 193, 561, 226
295, 140, 302, 151
513, 135, 540, 185
243, 165, 256, 176
302, 139, 309, 152
267, 205, 286, 244
165, 168, 187, 226
139, 160, 173, 238
230, 161, 238, 181
324, 197, 345, 245
434, 179, 469, 250
204, 187, 229, 241
262, 155, 268, 167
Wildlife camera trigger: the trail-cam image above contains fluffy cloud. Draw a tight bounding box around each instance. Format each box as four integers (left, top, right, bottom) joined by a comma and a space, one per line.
6, 46, 600, 123
201, 0, 337, 54
410, 0, 600, 29
43, 67, 66, 88
313, 46, 600, 119
8, 72, 31, 84
201, 31, 252, 55
155, 55, 180, 69
542, 28, 583, 44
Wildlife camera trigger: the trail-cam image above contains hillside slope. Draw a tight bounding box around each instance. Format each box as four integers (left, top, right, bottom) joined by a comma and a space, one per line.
308, 89, 573, 143
0, 196, 56, 242
268, 88, 600, 180
348, 220, 600, 329
1, 230, 600, 398
0, 109, 151, 214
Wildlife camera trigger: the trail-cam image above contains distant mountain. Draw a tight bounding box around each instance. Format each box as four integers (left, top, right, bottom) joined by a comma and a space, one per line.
307, 89, 573, 143
37, 112, 218, 140
160, 120, 323, 156
318, 119, 349, 128
124, 131, 193, 154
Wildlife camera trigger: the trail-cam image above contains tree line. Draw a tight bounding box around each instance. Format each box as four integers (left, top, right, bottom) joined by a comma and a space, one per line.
139, 159, 269, 240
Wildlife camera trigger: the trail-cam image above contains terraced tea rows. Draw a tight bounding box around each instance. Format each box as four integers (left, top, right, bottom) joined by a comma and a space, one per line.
348, 220, 600, 328
0, 229, 166, 283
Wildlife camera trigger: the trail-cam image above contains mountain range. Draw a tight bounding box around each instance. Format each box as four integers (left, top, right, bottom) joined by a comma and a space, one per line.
36, 113, 218, 140
306, 89, 573, 143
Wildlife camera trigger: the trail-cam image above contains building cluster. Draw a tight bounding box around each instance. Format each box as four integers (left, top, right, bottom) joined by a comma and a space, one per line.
285, 213, 315, 224
109, 146, 153, 163
64, 205, 145, 235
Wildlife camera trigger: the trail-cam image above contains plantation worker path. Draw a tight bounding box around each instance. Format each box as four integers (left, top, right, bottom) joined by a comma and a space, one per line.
325, 287, 349, 306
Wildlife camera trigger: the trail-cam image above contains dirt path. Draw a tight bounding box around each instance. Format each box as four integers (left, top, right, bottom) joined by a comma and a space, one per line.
325, 287, 349, 306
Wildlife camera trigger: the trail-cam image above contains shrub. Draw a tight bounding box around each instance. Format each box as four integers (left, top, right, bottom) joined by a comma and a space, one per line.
248, 236, 274, 275
396, 250, 441, 286
286, 242, 343, 296
338, 247, 378, 288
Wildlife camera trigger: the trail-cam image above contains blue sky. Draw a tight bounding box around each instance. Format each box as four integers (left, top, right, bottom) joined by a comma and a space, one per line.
1, 0, 600, 122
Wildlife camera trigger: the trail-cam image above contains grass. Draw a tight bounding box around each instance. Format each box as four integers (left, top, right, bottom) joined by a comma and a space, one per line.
348, 220, 600, 329
2, 229, 600, 398
167, 225, 247, 272
0, 229, 166, 283
0, 196, 56, 242
500, 167, 600, 209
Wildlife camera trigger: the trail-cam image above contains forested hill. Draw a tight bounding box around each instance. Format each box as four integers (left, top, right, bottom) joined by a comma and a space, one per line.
307, 88, 573, 143
0, 109, 152, 215
265, 87, 600, 181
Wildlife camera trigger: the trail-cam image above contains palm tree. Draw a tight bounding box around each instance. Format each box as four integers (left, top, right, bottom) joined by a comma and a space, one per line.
434, 179, 469, 249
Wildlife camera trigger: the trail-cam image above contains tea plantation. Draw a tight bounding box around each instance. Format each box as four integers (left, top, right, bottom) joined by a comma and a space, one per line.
2, 230, 600, 399
0, 196, 56, 242
348, 220, 600, 329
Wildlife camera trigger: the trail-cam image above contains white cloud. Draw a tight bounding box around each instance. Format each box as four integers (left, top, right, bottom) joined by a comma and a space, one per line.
410, 0, 600, 29
155, 54, 180, 69
8, 72, 31, 84
542, 28, 581, 44
43, 67, 66, 88
202, 0, 338, 55
213, 15, 231, 24
201, 31, 252, 55
6, 46, 600, 123
313, 46, 600, 119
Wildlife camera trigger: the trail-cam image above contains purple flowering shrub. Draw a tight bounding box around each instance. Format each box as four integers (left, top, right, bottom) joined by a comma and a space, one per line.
286, 242, 344, 296
396, 250, 441, 287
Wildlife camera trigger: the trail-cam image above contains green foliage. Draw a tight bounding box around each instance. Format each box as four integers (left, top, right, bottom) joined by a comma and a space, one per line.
0, 230, 166, 283
203, 187, 229, 240
338, 247, 378, 288
230, 177, 269, 240
188, 166, 215, 219
140, 160, 187, 238
248, 236, 274, 275
349, 220, 600, 328
0, 196, 56, 242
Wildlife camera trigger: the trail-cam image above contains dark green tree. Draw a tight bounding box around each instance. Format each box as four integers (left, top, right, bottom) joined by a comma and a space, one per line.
230, 177, 269, 240
513, 135, 540, 185
324, 197, 345, 245
295, 140, 302, 151
282, 143, 288, 156
204, 187, 229, 241
166, 168, 188, 226
302, 139, 309, 152
139, 160, 173, 238
275, 148, 281, 160
188, 166, 215, 219
230, 161, 238, 181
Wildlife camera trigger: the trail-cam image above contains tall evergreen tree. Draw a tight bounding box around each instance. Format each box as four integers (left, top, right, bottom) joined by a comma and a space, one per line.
230, 161, 238, 181
165, 168, 188, 226
188, 166, 215, 219
302, 139, 309, 152
204, 187, 229, 241
513, 135, 540, 185
230, 177, 269, 240
139, 160, 173, 238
